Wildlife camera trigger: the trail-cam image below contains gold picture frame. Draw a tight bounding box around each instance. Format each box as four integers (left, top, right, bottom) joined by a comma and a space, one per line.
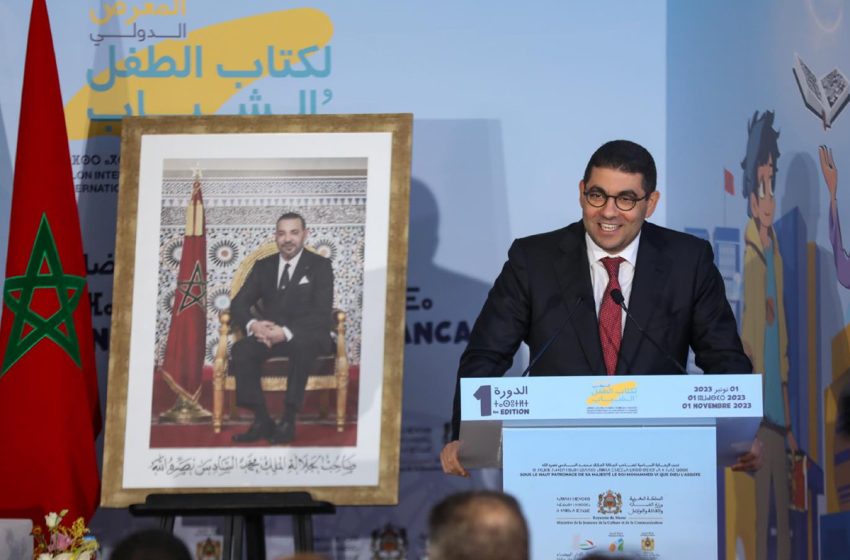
102, 114, 411, 506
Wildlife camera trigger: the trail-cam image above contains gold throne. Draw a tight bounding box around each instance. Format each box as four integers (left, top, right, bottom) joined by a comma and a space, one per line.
212, 242, 349, 433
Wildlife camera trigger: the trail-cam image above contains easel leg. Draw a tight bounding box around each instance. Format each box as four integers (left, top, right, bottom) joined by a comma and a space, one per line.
158, 515, 175, 533
223, 515, 234, 560
293, 514, 314, 552
232, 515, 244, 560
245, 514, 266, 559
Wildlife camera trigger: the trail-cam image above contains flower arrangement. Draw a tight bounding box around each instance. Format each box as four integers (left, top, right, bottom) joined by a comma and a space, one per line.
31, 510, 99, 560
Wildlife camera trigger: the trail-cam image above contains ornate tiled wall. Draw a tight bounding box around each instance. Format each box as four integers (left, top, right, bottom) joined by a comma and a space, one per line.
155, 175, 366, 366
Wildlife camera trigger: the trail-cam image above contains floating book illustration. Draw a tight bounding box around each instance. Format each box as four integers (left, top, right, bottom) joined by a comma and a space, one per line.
793, 53, 849, 128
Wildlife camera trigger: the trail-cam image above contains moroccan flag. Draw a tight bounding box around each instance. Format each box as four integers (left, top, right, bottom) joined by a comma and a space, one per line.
724, 168, 735, 195
159, 173, 208, 401
0, 0, 100, 526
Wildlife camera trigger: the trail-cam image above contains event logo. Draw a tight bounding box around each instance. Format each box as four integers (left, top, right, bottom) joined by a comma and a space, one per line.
608, 538, 624, 553
597, 490, 623, 514
196, 538, 222, 560
641, 536, 656, 551
471, 384, 529, 417
473, 384, 492, 416
67, 7, 335, 139
573, 538, 596, 551
370, 523, 407, 559
586, 381, 638, 407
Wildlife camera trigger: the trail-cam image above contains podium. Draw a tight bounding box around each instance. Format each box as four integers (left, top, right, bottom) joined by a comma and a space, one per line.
459, 374, 762, 559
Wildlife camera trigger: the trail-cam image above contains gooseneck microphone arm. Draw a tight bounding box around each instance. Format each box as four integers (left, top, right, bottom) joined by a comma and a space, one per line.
610, 289, 687, 374
521, 296, 583, 377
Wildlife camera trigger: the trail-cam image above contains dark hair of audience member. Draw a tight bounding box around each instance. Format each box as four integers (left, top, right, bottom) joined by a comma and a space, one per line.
109, 529, 192, 560
428, 490, 529, 560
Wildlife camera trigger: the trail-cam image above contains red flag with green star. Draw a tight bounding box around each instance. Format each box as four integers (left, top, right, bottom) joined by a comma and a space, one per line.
0, 0, 100, 526
159, 172, 208, 403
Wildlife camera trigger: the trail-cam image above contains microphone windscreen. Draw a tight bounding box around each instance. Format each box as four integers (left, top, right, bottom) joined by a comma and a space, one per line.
610, 288, 625, 305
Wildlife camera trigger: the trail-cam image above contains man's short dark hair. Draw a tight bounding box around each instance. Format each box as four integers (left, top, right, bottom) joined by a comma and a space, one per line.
109, 529, 192, 560
277, 212, 306, 229
582, 140, 657, 194
740, 110, 780, 217
428, 490, 529, 560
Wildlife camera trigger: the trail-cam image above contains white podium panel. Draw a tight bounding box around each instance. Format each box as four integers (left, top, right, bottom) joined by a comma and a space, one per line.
459, 375, 762, 468
458, 375, 762, 560
504, 426, 717, 559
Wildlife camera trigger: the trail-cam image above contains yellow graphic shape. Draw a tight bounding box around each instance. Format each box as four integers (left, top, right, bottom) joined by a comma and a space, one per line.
585, 381, 637, 407
64, 8, 333, 140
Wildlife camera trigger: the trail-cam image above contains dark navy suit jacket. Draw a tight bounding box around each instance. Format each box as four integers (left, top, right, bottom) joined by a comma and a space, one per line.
451, 221, 752, 438
231, 249, 334, 345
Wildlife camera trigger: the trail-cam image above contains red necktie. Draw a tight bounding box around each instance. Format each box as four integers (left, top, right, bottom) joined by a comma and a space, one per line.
599, 257, 624, 375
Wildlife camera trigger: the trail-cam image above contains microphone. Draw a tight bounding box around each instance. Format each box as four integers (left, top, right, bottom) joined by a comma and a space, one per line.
610, 289, 687, 374
521, 296, 583, 377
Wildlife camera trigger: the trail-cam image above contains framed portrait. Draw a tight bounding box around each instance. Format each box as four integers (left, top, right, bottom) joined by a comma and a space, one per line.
102, 114, 412, 506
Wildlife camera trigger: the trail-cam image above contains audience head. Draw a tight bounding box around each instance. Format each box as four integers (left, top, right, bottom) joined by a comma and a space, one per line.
428, 490, 528, 560
109, 529, 191, 560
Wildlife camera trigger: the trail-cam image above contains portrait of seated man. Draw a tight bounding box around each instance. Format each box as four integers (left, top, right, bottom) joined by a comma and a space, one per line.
229, 211, 335, 444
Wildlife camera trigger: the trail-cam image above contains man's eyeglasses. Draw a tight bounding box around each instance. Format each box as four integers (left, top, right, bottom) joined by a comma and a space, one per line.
583, 189, 650, 211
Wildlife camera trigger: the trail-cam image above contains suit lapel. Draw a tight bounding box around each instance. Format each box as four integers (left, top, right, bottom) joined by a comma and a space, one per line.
616, 224, 672, 374
289, 251, 311, 288
265, 256, 280, 293
554, 223, 605, 375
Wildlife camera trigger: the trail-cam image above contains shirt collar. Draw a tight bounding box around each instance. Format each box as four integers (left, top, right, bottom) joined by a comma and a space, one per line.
585, 231, 641, 267
279, 248, 304, 269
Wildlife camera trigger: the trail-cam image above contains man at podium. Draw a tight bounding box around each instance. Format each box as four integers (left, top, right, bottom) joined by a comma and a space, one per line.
441, 140, 760, 476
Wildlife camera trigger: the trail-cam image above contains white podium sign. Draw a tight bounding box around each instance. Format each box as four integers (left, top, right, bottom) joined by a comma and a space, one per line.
458, 374, 762, 559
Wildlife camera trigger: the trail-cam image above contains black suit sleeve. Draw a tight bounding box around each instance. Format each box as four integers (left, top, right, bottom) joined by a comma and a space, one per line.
230, 259, 267, 332
230, 254, 334, 339
451, 240, 532, 439
690, 241, 752, 373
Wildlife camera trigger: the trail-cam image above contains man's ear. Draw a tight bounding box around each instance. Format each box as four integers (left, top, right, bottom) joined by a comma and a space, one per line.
644, 191, 660, 219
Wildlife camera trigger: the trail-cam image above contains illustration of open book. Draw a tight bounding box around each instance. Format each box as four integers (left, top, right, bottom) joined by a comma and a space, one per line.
793, 53, 849, 128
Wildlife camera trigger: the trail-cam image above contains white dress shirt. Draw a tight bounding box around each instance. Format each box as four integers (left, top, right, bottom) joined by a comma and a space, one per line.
585, 232, 641, 333
276, 249, 303, 288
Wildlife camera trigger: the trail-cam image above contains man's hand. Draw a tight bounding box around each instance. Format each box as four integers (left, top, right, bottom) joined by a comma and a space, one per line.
440, 440, 469, 477
250, 320, 287, 347
263, 324, 288, 345
820, 145, 838, 202
731, 437, 763, 472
